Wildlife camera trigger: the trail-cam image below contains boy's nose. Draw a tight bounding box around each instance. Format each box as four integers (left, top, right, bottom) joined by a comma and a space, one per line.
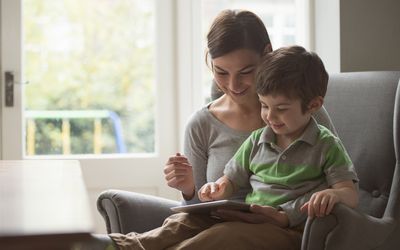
267, 111, 275, 120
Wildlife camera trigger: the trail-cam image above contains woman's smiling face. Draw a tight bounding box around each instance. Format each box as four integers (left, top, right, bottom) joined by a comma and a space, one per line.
212, 49, 261, 104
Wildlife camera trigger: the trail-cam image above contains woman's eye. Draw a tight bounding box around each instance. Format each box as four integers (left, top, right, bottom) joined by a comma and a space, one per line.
215, 71, 228, 76
240, 70, 253, 75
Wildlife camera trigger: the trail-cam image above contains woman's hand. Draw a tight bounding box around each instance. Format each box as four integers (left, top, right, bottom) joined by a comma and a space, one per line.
164, 153, 195, 199
214, 204, 289, 228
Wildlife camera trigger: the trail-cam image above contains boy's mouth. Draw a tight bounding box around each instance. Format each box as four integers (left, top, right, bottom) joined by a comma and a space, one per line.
270, 123, 285, 130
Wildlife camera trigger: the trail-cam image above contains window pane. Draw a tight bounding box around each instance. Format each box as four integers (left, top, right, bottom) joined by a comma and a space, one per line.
23, 0, 156, 155
201, 0, 305, 103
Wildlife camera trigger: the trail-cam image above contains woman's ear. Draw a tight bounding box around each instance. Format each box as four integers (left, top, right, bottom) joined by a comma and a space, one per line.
308, 96, 324, 113
263, 43, 273, 54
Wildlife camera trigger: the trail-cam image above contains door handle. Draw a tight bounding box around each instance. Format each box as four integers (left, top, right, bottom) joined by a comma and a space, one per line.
4, 71, 29, 107
5, 71, 14, 107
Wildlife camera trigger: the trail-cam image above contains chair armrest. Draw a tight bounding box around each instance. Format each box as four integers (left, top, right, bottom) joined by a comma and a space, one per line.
302, 203, 396, 250
97, 189, 180, 234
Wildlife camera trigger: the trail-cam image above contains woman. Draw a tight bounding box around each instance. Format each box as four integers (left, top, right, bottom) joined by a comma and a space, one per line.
151, 9, 335, 250
164, 9, 271, 204
165, 9, 334, 207
91, 9, 335, 250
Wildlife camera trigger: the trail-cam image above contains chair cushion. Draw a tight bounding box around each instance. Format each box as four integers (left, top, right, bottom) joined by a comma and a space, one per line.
324, 71, 400, 217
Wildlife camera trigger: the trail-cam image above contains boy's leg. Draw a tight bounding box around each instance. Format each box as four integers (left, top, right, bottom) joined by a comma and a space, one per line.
168, 221, 302, 250
109, 213, 220, 250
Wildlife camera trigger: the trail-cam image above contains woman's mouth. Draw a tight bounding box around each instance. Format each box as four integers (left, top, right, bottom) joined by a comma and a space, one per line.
230, 88, 247, 96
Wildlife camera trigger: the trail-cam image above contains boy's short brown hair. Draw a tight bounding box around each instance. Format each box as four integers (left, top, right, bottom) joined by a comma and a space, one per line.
256, 45, 328, 112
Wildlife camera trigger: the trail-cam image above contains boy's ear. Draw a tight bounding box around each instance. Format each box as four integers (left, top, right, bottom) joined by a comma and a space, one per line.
307, 96, 324, 113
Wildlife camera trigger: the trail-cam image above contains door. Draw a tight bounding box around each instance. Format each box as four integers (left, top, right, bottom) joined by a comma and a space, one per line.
1, 0, 179, 233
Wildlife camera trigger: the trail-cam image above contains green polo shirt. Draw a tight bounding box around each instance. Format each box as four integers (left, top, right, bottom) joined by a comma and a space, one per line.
224, 118, 358, 226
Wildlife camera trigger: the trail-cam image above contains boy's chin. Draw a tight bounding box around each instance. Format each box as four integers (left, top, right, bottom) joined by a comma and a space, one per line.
270, 125, 285, 132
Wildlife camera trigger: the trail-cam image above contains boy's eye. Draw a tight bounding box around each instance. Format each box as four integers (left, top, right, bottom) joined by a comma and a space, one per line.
277, 107, 288, 111
215, 71, 228, 76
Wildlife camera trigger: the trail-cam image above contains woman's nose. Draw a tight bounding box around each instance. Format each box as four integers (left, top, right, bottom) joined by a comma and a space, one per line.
228, 75, 240, 88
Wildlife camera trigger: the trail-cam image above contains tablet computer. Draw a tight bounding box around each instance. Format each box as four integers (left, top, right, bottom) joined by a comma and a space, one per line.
170, 200, 250, 214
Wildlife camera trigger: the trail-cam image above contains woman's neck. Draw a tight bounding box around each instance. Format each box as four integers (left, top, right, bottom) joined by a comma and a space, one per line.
210, 95, 264, 132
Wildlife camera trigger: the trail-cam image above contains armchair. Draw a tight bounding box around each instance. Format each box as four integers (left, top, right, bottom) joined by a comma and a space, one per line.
302, 71, 400, 250
97, 71, 400, 250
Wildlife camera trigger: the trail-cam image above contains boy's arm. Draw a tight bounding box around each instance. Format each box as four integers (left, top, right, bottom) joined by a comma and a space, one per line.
300, 180, 358, 218
198, 175, 236, 202
330, 180, 358, 207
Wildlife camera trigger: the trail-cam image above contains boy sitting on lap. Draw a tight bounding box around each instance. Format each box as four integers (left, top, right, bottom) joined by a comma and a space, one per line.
199, 45, 359, 227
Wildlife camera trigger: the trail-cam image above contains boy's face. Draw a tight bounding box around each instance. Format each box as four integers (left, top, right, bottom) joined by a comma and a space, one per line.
258, 94, 314, 142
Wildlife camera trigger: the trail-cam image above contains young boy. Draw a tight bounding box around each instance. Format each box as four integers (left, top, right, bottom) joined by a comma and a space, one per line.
199, 45, 359, 227
107, 46, 359, 250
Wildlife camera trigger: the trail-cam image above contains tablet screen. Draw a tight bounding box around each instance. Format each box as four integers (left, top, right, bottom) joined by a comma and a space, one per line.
171, 200, 250, 214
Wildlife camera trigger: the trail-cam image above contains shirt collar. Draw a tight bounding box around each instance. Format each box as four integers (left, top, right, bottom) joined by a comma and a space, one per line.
258, 117, 320, 146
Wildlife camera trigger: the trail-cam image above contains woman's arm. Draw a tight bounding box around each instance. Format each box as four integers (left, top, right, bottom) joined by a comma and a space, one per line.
163, 109, 209, 204
180, 110, 210, 204
164, 153, 195, 199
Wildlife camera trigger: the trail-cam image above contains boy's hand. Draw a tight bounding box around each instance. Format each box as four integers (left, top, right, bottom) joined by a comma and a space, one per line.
214, 204, 289, 228
198, 182, 226, 202
300, 189, 340, 218
301, 180, 358, 218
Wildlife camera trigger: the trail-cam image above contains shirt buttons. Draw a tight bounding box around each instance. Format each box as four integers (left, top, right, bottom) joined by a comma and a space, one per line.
281, 155, 287, 160
372, 190, 380, 197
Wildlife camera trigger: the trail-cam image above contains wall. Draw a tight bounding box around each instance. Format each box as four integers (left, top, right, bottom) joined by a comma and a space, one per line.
313, 0, 400, 73
340, 0, 400, 72
314, 0, 341, 73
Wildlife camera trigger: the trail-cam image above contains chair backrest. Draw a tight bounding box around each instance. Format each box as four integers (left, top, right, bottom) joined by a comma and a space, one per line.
324, 71, 400, 218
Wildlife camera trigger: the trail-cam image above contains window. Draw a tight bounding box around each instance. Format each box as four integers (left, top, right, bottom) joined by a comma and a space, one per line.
3, 1, 178, 230
23, 0, 157, 155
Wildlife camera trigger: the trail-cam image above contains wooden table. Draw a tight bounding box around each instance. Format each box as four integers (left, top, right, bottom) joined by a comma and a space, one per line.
0, 160, 93, 250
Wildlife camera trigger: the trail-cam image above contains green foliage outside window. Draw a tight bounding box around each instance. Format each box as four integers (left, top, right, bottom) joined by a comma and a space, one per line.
24, 0, 155, 155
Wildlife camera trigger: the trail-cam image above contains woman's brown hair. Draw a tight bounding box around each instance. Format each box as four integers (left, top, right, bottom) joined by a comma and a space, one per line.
206, 9, 270, 63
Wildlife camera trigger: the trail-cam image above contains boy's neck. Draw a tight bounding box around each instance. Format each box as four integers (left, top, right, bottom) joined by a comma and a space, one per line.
276, 136, 294, 151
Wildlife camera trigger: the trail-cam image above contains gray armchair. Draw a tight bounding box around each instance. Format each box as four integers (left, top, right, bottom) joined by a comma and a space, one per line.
97, 71, 400, 250
301, 71, 400, 250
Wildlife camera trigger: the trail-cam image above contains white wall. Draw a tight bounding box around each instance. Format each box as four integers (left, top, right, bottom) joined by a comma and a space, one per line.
340, 0, 400, 72
313, 0, 400, 73
313, 0, 341, 73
